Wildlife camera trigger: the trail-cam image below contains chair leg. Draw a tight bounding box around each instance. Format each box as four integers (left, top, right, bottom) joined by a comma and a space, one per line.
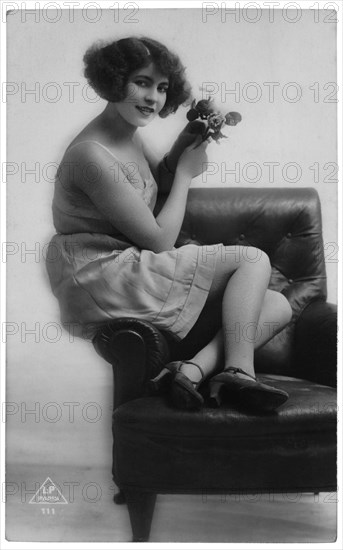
124, 489, 157, 542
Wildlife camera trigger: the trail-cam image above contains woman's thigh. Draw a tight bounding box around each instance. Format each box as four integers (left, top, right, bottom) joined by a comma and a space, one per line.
171, 245, 270, 358
205, 244, 270, 303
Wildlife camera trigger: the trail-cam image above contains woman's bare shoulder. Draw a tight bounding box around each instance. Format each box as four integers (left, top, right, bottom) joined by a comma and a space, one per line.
62, 116, 106, 158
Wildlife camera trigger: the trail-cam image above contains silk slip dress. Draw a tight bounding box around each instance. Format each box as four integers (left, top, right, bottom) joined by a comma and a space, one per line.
45, 140, 218, 341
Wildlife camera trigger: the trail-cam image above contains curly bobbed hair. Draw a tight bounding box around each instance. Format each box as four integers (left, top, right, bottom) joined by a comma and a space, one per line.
83, 36, 192, 118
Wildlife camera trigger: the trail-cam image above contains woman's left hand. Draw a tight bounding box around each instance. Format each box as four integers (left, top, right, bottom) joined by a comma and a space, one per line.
165, 120, 207, 173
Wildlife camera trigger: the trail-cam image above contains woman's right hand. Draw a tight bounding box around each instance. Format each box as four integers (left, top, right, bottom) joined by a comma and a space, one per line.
176, 135, 209, 180
165, 120, 207, 173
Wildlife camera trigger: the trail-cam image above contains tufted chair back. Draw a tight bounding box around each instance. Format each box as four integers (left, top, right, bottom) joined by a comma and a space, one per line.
172, 187, 327, 376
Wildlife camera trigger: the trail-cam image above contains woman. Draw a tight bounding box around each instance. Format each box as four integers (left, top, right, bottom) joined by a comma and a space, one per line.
46, 36, 292, 413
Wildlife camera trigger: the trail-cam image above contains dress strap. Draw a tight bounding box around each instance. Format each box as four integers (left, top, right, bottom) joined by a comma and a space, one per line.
66, 139, 155, 188
66, 140, 124, 166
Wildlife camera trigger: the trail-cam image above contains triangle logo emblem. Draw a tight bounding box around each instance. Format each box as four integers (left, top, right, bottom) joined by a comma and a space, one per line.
29, 477, 68, 504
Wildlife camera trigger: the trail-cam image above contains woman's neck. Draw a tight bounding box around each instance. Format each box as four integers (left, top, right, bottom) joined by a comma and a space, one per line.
99, 103, 137, 142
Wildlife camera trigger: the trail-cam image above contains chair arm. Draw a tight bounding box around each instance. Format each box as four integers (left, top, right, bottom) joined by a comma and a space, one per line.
294, 300, 337, 387
92, 318, 170, 408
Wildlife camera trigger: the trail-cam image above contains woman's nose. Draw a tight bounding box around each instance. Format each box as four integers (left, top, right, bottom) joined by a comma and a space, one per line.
144, 87, 158, 104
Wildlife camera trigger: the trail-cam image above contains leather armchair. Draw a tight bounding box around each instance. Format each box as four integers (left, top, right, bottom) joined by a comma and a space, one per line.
93, 187, 337, 542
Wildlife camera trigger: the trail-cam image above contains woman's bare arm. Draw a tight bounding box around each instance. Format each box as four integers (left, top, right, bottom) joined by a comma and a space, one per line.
69, 141, 206, 253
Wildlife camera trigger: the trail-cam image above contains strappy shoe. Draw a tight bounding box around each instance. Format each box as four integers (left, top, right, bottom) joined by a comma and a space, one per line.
208, 366, 289, 412
170, 361, 205, 410
149, 361, 205, 410
149, 363, 176, 395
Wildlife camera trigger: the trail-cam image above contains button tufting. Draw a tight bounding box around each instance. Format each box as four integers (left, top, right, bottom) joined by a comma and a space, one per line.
191, 234, 197, 240
287, 232, 292, 238
239, 234, 245, 240
288, 278, 294, 284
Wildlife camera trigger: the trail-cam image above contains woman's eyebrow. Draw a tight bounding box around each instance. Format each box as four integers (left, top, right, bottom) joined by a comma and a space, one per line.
134, 74, 169, 85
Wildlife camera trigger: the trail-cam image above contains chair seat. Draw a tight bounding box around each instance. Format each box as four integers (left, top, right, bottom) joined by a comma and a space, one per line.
113, 376, 336, 494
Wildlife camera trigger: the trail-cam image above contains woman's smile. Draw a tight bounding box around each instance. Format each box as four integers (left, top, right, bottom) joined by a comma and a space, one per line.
135, 105, 155, 116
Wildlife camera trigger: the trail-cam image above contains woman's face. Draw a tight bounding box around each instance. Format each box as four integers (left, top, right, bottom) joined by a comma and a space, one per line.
115, 63, 169, 127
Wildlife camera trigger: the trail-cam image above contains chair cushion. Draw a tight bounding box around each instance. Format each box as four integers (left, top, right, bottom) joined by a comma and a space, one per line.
113, 375, 336, 493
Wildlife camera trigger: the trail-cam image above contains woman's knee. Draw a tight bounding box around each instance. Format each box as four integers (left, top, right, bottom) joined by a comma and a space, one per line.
208, 245, 271, 299
253, 248, 271, 271
214, 245, 270, 270
239, 247, 272, 276
267, 290, 293, 327
281, 294, 293, 325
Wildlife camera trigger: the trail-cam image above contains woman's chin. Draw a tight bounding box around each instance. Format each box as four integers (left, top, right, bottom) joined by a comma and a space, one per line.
122, 112, 155, 128
134, 117, 155, 128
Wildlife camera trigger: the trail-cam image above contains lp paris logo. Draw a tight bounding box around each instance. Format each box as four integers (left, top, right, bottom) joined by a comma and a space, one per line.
29, 477, 68, 504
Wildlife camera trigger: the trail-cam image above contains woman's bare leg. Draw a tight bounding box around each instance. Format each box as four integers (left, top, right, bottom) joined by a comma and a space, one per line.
179, 245, 292, 384
182, 289, 292, 382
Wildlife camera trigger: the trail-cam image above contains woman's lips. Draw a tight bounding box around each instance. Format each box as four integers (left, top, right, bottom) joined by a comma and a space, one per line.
136, 106, 154, 116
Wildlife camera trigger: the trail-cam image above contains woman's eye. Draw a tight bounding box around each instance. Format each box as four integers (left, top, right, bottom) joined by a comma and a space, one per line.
135, 80, 147, 87
159, 87, 168, 94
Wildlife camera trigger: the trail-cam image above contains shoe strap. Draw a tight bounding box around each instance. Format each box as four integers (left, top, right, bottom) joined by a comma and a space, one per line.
224, 366, 256, 380
181, 361, 205, 380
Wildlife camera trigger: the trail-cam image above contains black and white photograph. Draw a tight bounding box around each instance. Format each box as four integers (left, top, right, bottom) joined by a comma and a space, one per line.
1, 0, 341, 546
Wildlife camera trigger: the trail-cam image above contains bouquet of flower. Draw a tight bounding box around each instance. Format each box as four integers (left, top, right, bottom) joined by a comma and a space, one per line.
186, 97, 242, 143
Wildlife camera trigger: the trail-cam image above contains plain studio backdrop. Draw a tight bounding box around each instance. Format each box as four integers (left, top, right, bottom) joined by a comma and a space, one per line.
5, 4, 337, 494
